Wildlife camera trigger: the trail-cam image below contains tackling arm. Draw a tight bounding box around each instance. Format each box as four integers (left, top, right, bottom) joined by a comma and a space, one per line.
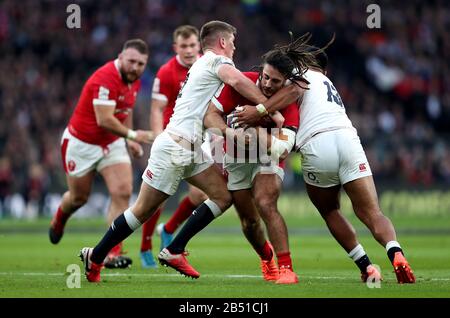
217, 64, 267, 105
235, 83, 305, 127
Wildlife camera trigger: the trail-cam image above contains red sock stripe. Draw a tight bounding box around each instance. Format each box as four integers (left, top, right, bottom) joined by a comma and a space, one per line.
60, 138, 69, 173
276, 251, 293, 270
164, 196, 196, 234
140, 208, 162, 252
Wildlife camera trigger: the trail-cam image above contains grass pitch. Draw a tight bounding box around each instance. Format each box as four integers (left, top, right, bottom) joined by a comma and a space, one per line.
1, 197, 450, 298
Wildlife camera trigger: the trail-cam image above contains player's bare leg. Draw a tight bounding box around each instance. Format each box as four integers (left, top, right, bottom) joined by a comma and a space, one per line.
305, 184, 358, 251
157, 184, 208, 252
233, 189, 266, 251
233, 189, 279, 281
252, 173, 298, 284
305, 183, 381, 282
101, 163, 133, 226
49, 171, 95, 244
100, 163, 133, 268
169, 164, 232, 247
140, 201, 164, 268
253, 174, 289, 254
82, 181, 170, 281
343, 176, 415, 283
188, 184, 209, 206
142, 184, 207, 268
158, 165, 232, 278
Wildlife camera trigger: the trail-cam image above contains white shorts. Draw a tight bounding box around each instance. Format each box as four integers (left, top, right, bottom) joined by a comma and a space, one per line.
299, 128, 372, 188
142, 131, 214, 195
61, 128, 131, 177
223, 154, 284, 191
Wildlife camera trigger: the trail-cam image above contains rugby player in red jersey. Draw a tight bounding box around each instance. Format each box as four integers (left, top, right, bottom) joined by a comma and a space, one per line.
49, 39, 154, 269
206, 64, 300, 284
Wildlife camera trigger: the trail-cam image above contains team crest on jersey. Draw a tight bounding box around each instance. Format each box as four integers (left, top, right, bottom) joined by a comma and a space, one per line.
68, 160, 76, 172
146, 169, 153, 179
359, 163, 367, 172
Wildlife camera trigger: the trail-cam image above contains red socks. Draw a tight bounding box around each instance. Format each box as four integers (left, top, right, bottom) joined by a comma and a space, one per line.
164, 196, 196, 234
276, 251, 293, 270
256, 241, 274, 261
140, 208, 162, 252
56, 206, 70, 225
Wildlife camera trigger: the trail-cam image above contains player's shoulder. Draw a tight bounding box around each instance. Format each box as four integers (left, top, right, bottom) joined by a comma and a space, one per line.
89, 60, 120, 86
204, 51, 233, 66
156, 56, 178, 76
304, 68, 327, 82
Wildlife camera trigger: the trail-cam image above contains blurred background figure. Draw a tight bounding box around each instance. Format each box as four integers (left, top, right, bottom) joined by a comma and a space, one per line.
0, 0, 449, 220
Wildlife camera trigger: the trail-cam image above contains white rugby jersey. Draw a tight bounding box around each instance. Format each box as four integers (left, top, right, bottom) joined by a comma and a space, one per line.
295, 69, 355, 149
165, 51, 234, 143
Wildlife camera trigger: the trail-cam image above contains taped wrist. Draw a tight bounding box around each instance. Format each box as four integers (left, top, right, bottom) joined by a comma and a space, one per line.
127, 129, 137, 140
269, 128, 296, 160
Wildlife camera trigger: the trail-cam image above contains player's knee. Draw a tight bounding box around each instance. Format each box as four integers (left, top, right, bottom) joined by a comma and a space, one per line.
210, 190, 232, 211
109, 183, 132, 202
254, 196, 277, 216
318, 206, 340, 218
188, 189, 208, 206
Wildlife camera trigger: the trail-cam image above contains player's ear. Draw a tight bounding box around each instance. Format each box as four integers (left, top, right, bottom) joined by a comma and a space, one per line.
219, 37, 226, 49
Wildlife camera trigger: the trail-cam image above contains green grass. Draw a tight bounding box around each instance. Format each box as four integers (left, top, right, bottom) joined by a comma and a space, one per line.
1, 202, 450, 298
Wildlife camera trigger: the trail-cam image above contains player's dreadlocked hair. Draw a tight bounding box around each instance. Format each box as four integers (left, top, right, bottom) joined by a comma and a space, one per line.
259, 32, 335, 89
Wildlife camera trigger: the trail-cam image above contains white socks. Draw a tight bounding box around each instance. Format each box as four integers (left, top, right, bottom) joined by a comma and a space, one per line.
123, 208, 142, 231
348, 244, 366, 261
385, 240, 401, 252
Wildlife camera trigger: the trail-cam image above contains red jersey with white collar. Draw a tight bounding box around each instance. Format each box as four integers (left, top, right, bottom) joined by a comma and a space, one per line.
68, 60, 141, 147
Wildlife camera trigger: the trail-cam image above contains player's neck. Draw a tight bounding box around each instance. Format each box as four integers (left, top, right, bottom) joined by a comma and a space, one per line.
204, 47, 227, 58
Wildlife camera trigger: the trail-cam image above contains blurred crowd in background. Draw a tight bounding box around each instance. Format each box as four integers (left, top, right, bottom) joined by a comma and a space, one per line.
0, 0, 449, 217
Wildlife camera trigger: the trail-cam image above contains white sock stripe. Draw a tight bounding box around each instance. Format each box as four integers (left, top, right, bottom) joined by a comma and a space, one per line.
385, 240, 401, 252
204, 199, 222, 218
348, 244, 366, 261
123, 208, 141, 231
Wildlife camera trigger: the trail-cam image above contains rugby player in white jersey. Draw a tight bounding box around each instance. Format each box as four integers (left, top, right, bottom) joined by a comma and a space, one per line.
79, 21, 300, 282
236, 36, 415, 284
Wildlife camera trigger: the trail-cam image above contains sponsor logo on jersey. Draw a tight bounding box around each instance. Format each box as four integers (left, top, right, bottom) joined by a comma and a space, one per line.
146, 169, 153, 179
359, 163, 367, 172
98, 86, 110, 100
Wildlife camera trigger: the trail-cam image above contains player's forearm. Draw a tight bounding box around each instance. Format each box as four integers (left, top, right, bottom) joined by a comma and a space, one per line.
150, 109, 164, 136
231, 76, 267, 105
98, 116, 131, 138
264, 84, 303, 113
124, 111, 133, 129
150, 99, 167, 135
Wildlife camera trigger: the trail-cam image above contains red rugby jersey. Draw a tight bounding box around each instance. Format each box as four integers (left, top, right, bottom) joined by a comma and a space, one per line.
68, 60, 141, 147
